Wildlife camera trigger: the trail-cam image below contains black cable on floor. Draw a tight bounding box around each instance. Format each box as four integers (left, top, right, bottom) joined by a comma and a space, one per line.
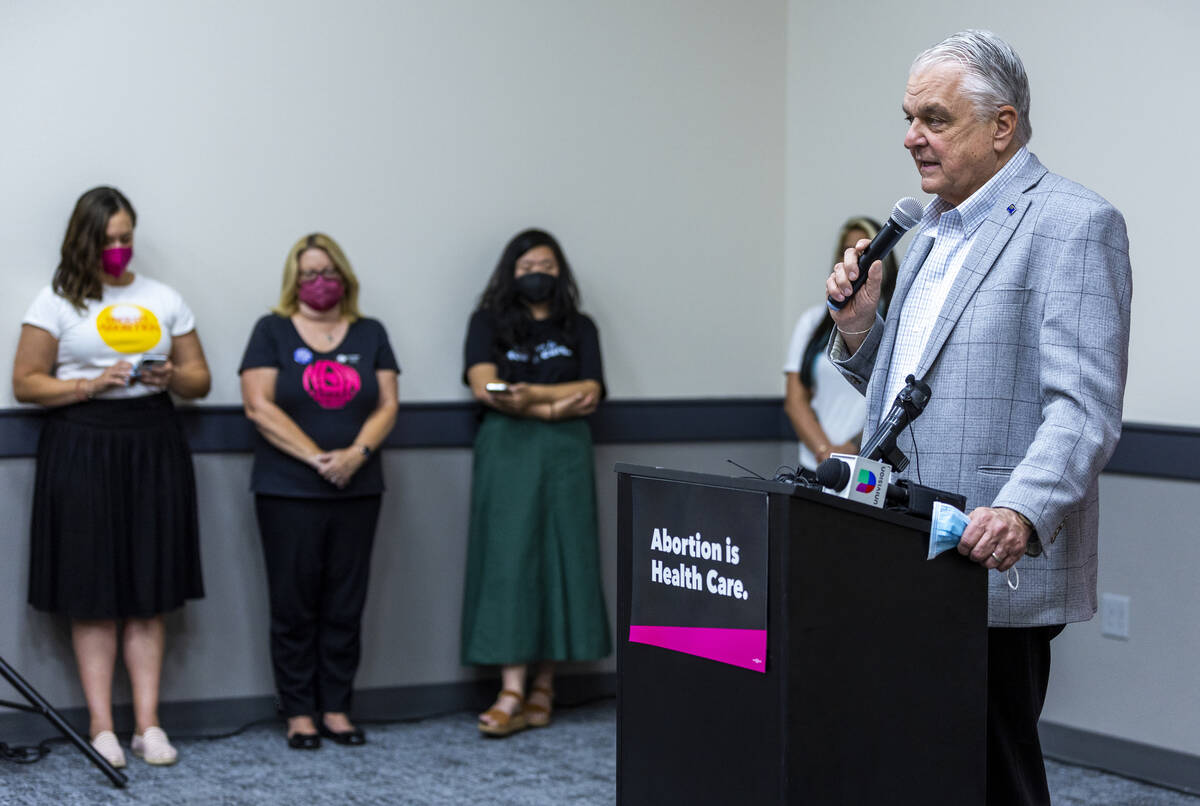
0, 740, 52, 764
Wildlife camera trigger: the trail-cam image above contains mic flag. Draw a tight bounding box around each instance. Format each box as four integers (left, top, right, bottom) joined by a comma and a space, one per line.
817, 453, 891, 509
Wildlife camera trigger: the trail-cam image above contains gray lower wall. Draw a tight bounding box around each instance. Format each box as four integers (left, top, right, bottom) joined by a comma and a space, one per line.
0, 441, 788, 736
2, 437, 1198, 795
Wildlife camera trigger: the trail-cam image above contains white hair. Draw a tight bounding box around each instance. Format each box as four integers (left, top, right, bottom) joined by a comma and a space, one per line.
911, 30, 1032, 146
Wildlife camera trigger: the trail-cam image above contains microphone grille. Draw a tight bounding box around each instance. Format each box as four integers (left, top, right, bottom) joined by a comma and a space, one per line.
815, 458, 851, 492
891, 197, 925, 230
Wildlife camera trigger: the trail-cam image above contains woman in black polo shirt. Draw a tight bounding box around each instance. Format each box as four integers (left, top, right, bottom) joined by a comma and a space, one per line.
239, 233, 399, 750
461, 228, 612, 737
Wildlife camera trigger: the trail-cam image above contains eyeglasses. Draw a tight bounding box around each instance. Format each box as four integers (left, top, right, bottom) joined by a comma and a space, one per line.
298, 268, 341, 282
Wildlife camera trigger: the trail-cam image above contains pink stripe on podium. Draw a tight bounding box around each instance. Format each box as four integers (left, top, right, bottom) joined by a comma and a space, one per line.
628, 625, 767, 673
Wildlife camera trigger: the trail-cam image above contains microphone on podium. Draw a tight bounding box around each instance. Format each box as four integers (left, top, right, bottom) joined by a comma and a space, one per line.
815, 375, 933, 511
815, 453, 891, 508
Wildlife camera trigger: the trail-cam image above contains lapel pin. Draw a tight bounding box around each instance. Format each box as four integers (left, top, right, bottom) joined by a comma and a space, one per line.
1006, 203, 1016, 215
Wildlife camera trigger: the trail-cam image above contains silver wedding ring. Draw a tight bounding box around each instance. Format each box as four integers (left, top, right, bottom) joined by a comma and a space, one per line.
991, 551, 1002, 562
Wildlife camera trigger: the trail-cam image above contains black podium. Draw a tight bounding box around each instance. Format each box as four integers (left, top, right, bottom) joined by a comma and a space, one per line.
615, 464, 987, 806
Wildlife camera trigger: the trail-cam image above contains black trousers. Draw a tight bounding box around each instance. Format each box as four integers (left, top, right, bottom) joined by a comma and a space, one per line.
987, 624, 1065, 806
255, 494, 381, 718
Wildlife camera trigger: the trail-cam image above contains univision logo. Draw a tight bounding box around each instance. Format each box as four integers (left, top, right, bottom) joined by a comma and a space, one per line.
855, 469, 877, 494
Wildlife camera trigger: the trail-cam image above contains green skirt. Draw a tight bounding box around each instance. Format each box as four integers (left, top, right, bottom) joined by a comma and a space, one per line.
461, 411, 613, 665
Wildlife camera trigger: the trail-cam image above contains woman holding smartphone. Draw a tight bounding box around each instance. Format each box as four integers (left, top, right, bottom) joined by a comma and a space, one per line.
13, 186, 211, 768
461, 228, 611, 737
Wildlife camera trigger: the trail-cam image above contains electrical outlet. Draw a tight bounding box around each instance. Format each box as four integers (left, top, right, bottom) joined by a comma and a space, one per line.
1100, 593, 1130, 640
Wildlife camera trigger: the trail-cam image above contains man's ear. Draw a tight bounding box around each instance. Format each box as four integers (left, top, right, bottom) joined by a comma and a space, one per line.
994, 106, 1018, 153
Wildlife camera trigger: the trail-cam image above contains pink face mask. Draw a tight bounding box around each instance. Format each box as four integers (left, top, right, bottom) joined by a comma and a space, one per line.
298, 275, 345, 312
101, 246, 133, 278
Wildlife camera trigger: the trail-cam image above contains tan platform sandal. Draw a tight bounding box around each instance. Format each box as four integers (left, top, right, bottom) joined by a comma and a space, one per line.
478, 689, 528, 737
525, 684, 554, 728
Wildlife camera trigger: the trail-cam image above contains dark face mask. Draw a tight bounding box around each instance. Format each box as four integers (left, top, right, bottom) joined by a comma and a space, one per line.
515, 272, 557, 304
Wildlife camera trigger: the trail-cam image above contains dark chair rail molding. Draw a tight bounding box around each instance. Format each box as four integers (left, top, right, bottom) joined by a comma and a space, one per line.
0, 400, 1195, 481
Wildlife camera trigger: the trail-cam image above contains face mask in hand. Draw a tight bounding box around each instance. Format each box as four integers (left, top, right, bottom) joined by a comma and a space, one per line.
928, 500, 968, 560
928, 501, 1019, 590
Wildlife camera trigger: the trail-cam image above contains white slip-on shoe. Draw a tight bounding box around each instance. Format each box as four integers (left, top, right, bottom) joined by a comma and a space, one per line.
90, 730, 126, 769
131, 726, 178, 766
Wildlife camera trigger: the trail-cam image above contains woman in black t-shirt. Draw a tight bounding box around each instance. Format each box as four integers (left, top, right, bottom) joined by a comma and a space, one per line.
239, 233, 399, 750
461, 229, 612, 737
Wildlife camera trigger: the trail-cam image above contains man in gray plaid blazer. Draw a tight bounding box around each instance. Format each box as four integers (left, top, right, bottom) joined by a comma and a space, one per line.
826, 30, 1131, 806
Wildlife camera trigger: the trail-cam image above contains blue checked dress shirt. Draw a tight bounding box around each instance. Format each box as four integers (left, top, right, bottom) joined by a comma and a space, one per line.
882, 147, 1032, 404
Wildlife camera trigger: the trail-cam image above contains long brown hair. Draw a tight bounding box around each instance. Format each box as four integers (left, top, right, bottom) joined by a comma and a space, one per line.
476, 228, 583, 350
53, 187, 137, 311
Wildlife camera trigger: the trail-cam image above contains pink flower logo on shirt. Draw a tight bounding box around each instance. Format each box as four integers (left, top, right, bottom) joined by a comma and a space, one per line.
302, 360, 361, 409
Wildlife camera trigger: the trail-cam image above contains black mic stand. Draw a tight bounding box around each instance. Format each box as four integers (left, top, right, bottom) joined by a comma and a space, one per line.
852, 374, 965, 517
0, 655, 127, 787
857, 374, 932, 472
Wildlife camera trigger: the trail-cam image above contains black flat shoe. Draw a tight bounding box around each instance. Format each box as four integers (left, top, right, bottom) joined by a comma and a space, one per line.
318, 724, 366, 746
287, 732, 321, 750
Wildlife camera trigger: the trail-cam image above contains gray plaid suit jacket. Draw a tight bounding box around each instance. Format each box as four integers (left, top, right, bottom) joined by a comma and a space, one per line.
831, 153, 1132, 627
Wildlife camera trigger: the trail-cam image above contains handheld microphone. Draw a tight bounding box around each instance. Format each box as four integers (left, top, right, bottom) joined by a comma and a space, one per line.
827, 197, 924, 311
858, 374, 932, 472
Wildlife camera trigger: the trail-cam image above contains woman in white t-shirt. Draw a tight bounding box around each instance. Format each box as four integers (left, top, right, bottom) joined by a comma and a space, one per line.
784, 217, 898, 470
12, 186, 211, 770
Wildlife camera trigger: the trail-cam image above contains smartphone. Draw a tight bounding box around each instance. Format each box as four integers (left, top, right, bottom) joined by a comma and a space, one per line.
485, 382, 510, 394
132, 353, 169, 380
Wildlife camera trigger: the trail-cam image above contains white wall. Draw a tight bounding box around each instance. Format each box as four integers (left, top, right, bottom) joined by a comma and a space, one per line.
0, 0, 786, 405
6, 0, 1192, 420
785, 0, 1200, 427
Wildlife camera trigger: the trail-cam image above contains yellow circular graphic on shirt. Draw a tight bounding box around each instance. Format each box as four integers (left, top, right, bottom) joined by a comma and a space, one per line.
96, 305, 162, 353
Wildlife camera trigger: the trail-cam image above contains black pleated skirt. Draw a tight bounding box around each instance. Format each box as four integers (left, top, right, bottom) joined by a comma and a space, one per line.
28, 392, 204, 619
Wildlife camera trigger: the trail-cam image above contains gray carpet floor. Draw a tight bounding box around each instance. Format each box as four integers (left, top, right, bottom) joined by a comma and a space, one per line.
0, 700, 1196, 805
